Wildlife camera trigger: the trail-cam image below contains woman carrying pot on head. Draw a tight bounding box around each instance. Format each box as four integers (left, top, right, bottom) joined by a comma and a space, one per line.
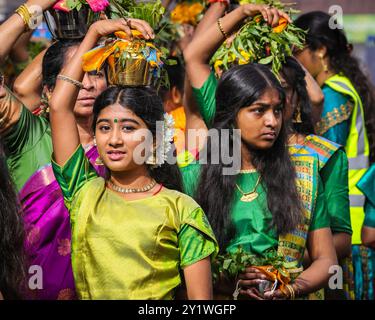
48, 18, 218, 300
294, 11, 375, 300
181, 3, 337, 300
180, 2, 351, 300
0, 1, 107, 299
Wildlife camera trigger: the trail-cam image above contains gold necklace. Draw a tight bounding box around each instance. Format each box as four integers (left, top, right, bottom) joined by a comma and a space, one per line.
236, 175, 261, 202
108, 179, 157, 194
239, 169, 257, 174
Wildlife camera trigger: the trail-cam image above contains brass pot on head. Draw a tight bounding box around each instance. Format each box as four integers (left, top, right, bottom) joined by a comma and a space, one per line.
107, 42, 153, 87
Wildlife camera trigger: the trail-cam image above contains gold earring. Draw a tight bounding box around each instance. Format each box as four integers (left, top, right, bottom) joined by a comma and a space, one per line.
319, 53, 328, 73
293, 104, 302, 123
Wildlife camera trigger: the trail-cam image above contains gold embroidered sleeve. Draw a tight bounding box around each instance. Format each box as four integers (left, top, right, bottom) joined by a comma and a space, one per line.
315, 102, 353, 136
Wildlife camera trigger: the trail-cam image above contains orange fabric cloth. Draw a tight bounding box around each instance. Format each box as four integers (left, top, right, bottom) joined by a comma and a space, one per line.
82, 31, 159, 72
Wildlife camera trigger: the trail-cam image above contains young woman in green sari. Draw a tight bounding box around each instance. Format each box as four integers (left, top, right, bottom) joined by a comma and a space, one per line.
181, 3, 337, 300
181, 2, 352, 299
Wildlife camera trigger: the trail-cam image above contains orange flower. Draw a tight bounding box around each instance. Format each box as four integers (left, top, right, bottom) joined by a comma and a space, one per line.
273, 17, 288, 33
188, 3, 204, 19
171, 2, 204, 25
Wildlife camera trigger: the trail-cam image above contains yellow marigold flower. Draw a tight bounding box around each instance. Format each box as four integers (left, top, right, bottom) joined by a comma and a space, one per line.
189, 3, 204, 17
228, 52, 236, 63
239, 49, 251, 61
214, 59, 223, 70
171, 2, 204, 25
214, 59, 223, 74
273, 17, 288, 33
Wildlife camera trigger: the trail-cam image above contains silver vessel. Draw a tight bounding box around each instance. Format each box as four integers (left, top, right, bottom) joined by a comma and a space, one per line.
44, 6, 99, 40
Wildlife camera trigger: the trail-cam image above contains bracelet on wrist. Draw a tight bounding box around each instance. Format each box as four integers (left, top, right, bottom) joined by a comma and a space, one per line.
57, 75, 84, 89
15, 4, 31, 31
217, 18, 229, 39
285, 284, 296, 300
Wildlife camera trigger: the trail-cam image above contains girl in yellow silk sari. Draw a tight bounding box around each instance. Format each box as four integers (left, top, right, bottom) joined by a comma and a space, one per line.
49, 19, 218, 300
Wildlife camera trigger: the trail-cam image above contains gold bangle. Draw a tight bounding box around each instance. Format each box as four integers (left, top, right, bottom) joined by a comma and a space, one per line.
57, 75, 84, 89
217, 18, 229, 39
286, 284, 295, 300
15, 5, 31, 31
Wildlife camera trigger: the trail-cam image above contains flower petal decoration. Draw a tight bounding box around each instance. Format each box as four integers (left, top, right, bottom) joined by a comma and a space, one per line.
53, 0, 71, 12
53, 0, 109, 12
86, 0, 109, 12
273, 17, 288, 33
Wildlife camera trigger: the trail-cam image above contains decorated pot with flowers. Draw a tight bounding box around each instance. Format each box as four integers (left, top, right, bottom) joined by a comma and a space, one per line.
82, 30, 165, 87
44, 0, 109, 39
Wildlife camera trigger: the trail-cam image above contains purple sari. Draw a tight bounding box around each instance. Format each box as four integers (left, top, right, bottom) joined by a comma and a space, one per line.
20, 146, 105, 300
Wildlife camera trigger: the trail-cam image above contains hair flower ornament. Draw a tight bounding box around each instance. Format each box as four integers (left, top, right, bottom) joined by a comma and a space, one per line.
162, 112, 176, 161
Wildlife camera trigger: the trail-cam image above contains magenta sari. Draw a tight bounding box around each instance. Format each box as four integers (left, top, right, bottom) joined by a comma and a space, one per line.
20, 146, 105, 300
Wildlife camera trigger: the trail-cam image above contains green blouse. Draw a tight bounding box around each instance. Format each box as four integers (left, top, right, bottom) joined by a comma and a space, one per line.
192, 72, 218, 128
179, 162, 330, 256
3, 100, 52, 191
52, 146, 219, 299
320, 149, 352, 234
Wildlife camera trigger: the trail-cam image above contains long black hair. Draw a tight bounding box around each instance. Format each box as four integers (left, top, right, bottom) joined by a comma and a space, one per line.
92, 86, 183, 192
280, 56, 315, 136
295, 11, 375, 162
0, 140, 26, 299
196, 64, 303, 250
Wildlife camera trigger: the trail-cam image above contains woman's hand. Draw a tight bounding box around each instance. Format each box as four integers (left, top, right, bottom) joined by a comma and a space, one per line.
241, 4, 292, 27
237, 267, 269, 300
25, 0, 56, 11
263, 288, 288, 300
263, 283, 300, 300
89, 18, 155, 41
